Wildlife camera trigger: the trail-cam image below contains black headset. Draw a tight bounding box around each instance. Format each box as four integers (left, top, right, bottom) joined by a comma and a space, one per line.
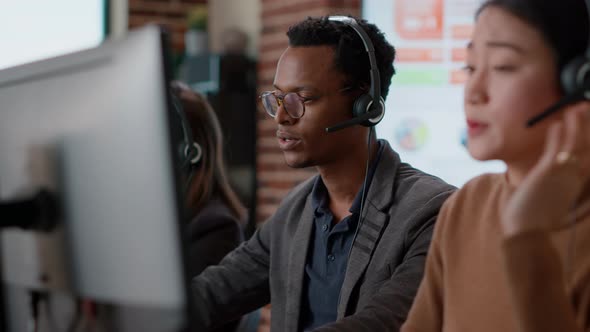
323, 18, 383, 299
527, 0, 590, 127
170, 92, 202, 179
325, 16, 386, 133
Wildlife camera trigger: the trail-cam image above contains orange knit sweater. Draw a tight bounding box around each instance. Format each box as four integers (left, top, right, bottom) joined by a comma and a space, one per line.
401, 173, 590, 332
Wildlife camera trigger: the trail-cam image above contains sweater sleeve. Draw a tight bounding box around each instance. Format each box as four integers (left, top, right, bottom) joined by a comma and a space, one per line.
501, 231, 589, 332
399, 197, 451, 332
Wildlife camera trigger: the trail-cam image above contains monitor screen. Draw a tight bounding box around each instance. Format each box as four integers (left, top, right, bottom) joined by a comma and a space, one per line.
0, 25, 188, 324
0, 0, 108, 71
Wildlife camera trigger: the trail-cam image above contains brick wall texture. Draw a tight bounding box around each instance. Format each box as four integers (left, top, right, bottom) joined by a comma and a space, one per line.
128, 0, 207, 52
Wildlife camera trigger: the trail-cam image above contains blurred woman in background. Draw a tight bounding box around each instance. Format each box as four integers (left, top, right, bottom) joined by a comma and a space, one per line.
171, 81, 247, 332
171, 81, 246, 278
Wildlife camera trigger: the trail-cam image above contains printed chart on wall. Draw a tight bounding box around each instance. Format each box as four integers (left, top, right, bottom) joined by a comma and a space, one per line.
364, 0, 504, 187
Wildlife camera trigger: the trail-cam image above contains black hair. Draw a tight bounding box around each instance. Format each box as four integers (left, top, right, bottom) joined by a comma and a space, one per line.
477, 0, 589, 74
287, 16, 396, 100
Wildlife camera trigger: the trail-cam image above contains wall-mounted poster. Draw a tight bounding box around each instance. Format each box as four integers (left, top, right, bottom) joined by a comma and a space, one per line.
364, 0, 505, 186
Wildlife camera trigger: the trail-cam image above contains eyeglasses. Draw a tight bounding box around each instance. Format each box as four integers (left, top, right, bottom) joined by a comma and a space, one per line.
259, 87, 354, 119
259, 91, 309, 118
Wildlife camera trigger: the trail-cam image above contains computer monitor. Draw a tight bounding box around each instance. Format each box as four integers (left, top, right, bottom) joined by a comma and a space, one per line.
0, 25, 189, 330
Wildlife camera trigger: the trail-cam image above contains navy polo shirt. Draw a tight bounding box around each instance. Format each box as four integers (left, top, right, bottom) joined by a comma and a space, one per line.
299, 140, 385, 331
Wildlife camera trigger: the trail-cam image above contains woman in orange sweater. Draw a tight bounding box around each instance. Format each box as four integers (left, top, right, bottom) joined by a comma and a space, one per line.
401, 0, 590, 331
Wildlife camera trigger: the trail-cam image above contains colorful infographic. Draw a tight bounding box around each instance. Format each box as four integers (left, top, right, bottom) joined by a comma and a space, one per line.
364, 0, 504, 186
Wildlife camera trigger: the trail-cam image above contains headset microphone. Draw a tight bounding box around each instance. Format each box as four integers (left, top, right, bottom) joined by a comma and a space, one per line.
527, 90, 586, 127
325, 16, 385, 133
326, 108, 383, 133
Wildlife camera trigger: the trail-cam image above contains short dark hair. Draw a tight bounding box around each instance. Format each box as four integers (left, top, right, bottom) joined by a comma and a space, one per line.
477, 0, 589, 74
287, 16, 396, 100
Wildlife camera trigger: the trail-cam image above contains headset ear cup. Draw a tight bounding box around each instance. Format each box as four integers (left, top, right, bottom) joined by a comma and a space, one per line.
561, 56, 589, 95
353, 94, 385, 127
353, 93, 373, 118
191, 142, 202, 165
369, 97, 385, 125
184, 142, 202, 166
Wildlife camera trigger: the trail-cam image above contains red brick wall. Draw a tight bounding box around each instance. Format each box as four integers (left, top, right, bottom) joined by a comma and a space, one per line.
256, 0, 361, 223
128, 0, 207, 52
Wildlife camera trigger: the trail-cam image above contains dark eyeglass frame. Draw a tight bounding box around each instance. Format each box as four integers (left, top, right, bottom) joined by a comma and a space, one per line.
259, 91, 311, 119
259, 86, 354, 119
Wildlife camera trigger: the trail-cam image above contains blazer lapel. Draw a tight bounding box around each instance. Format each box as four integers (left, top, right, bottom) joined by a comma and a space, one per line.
337, 141, 400, 317
336, 203, 389, 317
284, 194, 315, 332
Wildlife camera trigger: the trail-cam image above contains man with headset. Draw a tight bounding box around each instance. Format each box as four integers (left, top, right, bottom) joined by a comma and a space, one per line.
191, 16, 455, 332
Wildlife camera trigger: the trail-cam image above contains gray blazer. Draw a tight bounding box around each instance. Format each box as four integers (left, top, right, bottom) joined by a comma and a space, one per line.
191, 141, 455, 332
